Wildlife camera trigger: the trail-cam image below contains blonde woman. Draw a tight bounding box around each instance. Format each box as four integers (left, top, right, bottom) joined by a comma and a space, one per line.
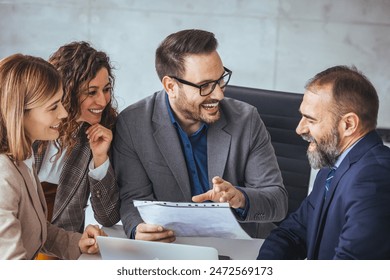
0, 54, 105, 259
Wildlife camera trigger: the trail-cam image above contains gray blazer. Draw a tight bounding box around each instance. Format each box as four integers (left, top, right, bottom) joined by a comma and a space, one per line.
113, 90, 288, 238
34, 123, 120, 233
0, 154, 82, 259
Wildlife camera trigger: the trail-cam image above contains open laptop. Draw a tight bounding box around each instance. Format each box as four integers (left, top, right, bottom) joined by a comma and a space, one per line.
97, 236, 219, 260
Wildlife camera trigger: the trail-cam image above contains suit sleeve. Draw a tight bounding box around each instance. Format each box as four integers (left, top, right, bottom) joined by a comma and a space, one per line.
89, 161, 121, 227
112, 113, 154, 238
42, 222, 82, 260
238, 107, 288, 222
257, 198, 309, 259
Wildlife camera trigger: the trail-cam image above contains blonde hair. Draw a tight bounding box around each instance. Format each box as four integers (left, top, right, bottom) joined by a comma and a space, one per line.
0, 54, 62, 161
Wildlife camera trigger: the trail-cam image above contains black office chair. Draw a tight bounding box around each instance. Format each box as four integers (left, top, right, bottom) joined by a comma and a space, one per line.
224, 85, 311, 213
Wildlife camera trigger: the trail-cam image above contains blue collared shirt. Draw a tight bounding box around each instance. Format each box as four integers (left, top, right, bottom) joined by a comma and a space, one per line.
166, 94, 209, 195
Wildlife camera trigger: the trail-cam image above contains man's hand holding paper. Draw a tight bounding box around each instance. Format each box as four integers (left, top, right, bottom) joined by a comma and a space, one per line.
135, 222, 176, 243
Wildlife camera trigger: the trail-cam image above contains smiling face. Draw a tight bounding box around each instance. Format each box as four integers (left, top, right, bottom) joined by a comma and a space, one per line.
77, 67, 112, 125
168, 51, 225, 133
296, 85, 342, 169
24, 89, 68, 142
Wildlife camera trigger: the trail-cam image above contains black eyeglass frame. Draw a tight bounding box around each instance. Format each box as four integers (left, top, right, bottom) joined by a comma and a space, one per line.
169, 66, 232, 96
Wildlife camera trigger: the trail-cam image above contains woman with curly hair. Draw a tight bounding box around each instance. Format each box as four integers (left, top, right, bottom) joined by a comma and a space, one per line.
34, 42, 120, 239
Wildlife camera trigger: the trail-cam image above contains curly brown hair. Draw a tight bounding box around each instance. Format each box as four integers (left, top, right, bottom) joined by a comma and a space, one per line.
49, 41, 118, 153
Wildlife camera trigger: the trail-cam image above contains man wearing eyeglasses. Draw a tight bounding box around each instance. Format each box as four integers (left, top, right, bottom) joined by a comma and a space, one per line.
113, 29, 288, 242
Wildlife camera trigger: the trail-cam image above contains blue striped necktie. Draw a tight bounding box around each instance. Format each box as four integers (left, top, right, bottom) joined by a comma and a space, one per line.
324, 168, 336, 199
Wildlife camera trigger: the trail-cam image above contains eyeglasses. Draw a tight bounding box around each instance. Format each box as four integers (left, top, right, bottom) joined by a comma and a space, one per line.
170, 67, 232, 96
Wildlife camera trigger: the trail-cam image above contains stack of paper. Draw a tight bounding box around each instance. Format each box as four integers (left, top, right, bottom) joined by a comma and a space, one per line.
134, 200, 251, 239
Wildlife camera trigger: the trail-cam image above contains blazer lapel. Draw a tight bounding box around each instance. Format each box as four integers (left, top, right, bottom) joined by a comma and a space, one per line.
321, 163, 348, 212
33, 166, 49, 243
15, 162, 47, 242
306, 169, 327, 258
152, 91, 192, 200
207, 109, 231, 188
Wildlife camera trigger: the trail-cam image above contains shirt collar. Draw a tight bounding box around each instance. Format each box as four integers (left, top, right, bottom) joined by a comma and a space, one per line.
334, 137, 363, 168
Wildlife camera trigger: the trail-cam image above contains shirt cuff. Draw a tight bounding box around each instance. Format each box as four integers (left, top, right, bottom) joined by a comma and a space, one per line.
233, 187, 250, 219
88, 158, 109, 181
130, 226, 137, 239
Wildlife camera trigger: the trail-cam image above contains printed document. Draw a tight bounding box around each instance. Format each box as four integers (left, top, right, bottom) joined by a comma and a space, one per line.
134, 200, 251, 239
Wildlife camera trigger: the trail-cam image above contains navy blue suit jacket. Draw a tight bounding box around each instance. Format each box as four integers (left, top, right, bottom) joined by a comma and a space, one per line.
258, 130, 390, 259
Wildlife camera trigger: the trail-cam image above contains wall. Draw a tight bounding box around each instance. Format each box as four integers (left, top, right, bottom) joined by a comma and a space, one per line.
0, 0, 389, 128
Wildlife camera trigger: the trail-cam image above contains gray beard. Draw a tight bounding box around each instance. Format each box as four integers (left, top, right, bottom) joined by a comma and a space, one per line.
302, 128, 340, 169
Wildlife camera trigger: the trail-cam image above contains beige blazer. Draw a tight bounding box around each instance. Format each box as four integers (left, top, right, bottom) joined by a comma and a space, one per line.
0, 154, 82, 260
